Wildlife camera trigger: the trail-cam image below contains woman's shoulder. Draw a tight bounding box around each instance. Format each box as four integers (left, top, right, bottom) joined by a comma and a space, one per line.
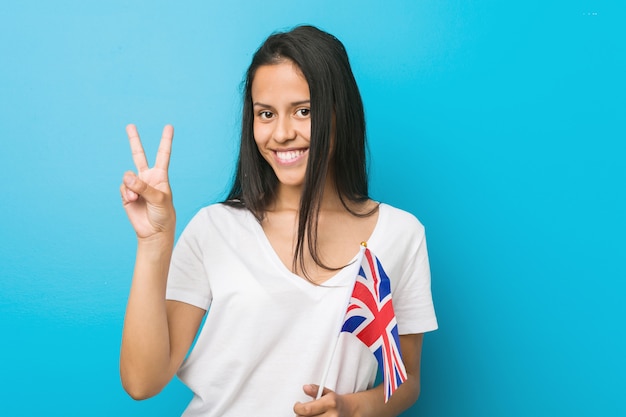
378, 203, 425, 233
184, 203, 254, 232
366, 202, 426, 253
209, 201, 239, 211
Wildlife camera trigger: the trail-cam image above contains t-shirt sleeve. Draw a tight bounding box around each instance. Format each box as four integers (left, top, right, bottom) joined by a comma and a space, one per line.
388, 213, 438, 335
165, 209, 212, 310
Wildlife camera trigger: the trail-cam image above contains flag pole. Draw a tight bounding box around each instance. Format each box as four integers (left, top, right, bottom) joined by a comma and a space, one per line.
316, 242, 368, 399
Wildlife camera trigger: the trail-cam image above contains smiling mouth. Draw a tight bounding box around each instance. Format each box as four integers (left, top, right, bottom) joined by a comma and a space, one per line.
274, 149, 308, 164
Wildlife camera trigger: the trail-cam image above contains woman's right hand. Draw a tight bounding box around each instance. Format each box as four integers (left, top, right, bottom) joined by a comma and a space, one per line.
120, 124, 176, 240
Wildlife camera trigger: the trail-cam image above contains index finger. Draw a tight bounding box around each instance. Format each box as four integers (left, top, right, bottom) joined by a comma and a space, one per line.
293, 397, 332, 416
154, 124, 174, 171
126, 124, 149, 172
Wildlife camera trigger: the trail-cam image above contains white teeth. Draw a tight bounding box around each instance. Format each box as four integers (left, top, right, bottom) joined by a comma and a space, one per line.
276, 149, 305, 162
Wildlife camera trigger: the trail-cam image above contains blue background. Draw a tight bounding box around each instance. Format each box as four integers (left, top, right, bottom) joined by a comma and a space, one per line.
1, 1, 624, 415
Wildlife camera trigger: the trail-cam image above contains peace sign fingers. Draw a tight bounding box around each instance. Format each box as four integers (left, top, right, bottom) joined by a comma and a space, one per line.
121, 124, 176, 240
126, 124, 174, 174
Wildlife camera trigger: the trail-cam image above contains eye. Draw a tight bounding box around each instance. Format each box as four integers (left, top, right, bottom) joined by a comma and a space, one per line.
296, 108, 311, 118
258, 111, 274, 120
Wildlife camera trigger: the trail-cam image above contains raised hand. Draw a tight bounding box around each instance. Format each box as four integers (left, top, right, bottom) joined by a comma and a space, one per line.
120, 124, 176, 240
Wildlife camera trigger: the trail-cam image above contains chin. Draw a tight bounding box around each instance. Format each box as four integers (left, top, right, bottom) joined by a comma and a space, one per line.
276, 176, 305, 189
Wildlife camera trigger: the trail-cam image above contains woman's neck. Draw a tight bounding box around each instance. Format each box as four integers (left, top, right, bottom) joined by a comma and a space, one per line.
272, 175, 344, 213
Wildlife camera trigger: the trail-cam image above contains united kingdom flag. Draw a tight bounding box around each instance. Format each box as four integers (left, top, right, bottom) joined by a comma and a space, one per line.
341, 246, 408, 402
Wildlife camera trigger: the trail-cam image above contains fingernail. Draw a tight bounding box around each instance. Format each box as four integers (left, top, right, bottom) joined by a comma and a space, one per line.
124, 172, 135, 186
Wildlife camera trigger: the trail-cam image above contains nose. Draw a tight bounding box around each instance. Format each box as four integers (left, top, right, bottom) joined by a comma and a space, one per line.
273, 116, 295, 143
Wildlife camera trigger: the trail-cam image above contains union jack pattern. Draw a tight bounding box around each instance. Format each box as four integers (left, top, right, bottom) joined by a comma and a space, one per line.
341, 247, 407, 402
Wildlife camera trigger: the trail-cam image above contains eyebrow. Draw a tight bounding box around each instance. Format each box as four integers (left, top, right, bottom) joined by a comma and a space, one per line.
253, 100, 311, 108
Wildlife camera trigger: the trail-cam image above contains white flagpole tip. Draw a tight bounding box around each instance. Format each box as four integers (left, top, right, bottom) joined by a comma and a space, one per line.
360, 241, 367, 247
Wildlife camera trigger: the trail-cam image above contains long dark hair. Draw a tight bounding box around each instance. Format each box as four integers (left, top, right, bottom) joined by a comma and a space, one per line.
225, 25, 373, 277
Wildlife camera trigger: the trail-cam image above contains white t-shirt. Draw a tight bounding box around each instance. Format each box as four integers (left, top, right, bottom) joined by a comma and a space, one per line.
166, 203, 437, 416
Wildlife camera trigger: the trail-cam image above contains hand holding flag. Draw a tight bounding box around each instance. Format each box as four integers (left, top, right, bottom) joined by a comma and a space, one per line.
341, 243, 407, 402
316, 243, 407, 403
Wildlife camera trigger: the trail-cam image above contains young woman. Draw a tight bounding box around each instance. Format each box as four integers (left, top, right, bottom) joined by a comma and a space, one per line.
119, 25, 437, 417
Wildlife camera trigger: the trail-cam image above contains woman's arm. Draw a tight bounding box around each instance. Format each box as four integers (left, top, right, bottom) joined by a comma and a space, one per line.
118, 125, 205, 399
120, 239, 205, 399
294, 333, 424, 417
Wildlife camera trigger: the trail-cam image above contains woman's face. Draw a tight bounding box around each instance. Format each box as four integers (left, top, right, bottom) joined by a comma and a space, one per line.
251, 61, 311, 190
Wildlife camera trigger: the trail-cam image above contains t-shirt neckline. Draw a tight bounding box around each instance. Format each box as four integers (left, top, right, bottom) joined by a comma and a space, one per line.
246, 203, 386, 289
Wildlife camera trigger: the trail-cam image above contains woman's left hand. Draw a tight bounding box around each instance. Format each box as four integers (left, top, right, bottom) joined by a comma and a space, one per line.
293, 384, 357, 417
